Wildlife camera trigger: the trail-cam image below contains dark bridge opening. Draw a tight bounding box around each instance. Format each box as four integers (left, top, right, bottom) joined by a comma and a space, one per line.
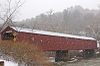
2, 31, 14, 40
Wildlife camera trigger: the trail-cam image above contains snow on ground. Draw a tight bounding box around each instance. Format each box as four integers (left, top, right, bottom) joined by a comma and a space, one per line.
58, 58, 100, 66
0, 59, 18, 66
48, 57, 55, 62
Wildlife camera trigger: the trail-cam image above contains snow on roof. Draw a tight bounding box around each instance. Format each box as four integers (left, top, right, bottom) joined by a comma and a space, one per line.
11, 26, 96, 40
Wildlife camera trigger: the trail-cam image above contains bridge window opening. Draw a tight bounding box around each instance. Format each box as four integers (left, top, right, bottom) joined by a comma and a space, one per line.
2, 31, 14, 40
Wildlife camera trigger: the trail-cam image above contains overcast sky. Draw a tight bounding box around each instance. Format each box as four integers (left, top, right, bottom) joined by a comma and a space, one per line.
1, 0, 100, 21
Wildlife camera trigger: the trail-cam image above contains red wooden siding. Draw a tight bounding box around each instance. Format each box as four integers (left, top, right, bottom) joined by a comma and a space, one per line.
31, 34, 97, 51
16, 32, 33, 43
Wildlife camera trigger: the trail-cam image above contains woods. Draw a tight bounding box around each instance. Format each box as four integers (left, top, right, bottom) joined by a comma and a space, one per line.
17, 6, 100, 38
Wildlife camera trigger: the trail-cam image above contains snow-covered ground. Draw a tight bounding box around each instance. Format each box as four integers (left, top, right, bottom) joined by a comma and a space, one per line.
66, 58, 100, 66
0, 59, 18, 66
48, 57, 55, 62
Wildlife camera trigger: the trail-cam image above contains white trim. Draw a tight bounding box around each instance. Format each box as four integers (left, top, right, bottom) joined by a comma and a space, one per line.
5, 30, 12, 33
97, 41, 100, 48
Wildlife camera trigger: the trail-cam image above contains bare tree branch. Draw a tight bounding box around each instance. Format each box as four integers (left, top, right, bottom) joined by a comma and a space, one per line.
0, 17, 5, 21
0, 0, 24, 31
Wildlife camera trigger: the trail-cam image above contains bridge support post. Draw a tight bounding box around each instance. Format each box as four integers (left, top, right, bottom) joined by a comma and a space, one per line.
55, 50, 68, 62
83, 49, 95, 59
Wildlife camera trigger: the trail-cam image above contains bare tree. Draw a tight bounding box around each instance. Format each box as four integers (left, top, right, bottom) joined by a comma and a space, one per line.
86, 24, 100, 39
85, 23, 100, 48
46, 9, 54, 16
0, 0, 24, 30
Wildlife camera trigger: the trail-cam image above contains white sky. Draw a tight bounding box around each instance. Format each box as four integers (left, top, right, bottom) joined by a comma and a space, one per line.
1, 0, 100, 21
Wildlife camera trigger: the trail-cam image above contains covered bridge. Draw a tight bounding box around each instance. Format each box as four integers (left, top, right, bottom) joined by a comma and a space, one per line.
0, 26, 97, 62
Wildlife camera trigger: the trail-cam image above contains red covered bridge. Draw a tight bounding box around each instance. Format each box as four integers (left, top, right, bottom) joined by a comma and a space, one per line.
0, 26, 97, 62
